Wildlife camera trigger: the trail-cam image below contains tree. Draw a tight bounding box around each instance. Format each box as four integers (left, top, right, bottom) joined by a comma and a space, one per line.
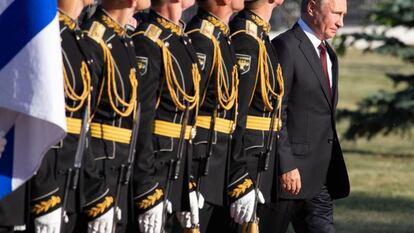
335, 0, 414, 140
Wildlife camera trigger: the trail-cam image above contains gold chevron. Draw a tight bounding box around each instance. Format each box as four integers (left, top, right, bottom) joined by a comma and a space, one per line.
228, 179, 253, 198
85, 196, 114, 218
31, 195, 61, 215
137, 189, 164, 209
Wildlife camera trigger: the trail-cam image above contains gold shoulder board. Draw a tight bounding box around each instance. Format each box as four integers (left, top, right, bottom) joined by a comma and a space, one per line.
144, 24, 162, 42
200, 20, 214, 38
88, 21, 106, 42
246, 20, 258, 37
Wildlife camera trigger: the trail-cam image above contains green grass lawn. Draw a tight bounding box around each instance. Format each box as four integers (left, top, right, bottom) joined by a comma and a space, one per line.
334, 49, 414, 233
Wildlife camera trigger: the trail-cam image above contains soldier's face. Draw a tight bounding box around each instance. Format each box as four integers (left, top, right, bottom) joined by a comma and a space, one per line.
311, 0, 347, 40
230, 0, 244, 13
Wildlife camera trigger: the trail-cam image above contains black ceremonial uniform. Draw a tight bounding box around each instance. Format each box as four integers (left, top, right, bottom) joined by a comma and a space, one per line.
82, 7, 139, 232
131, 11, 199, 215
230, 9, 283, 205
27, 12, 113, 233
185, 9, 245, 233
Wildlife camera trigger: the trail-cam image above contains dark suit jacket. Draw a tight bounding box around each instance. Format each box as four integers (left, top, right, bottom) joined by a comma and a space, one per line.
271, 23, 349, 200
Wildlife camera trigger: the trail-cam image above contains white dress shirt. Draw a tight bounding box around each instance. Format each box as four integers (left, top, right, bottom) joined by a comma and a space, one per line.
298, 19, 333, 89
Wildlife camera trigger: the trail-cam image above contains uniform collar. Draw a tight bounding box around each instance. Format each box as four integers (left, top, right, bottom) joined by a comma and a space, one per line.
151, 10, 184, 36
101, 8, 126, 37
198, 9, 229, 36
58, 10, 77, 30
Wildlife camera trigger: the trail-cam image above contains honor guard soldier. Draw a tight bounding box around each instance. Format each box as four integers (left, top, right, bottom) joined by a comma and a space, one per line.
181, 0, 251, 231
229, 0, 285, 231
130, 0, 201, 232
81, 0, 146, 232
26, 1, 119, 233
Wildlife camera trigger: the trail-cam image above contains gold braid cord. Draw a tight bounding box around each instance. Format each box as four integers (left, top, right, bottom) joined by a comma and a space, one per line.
232, 30, 285, 130
186, 29, 238, 111
211, 36, 238, 111
156, 39, 199, 111
98, 39, 138, 117
63, 61, 91, 112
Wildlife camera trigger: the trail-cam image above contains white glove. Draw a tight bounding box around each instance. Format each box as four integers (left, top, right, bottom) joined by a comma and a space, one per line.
34, 207, 62, 233
87, 207, 114, 233
176, 191, 204, 228
230, 190, 264, 224
0, 131, 7, 156
138, 200, 171, 233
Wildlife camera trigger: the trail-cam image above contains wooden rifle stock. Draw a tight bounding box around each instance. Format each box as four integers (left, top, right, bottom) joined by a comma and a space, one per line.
183, 227, 201, 233
242, 220, 259, 233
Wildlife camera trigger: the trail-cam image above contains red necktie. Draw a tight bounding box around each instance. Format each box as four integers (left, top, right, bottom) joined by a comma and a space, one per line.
318, 42, 332, 97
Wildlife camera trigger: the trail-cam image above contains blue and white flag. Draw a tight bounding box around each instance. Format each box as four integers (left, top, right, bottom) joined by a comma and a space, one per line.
0, 0, 66, 199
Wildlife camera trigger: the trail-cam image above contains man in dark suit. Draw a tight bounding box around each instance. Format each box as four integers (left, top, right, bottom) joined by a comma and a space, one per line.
260, 0, 350, 232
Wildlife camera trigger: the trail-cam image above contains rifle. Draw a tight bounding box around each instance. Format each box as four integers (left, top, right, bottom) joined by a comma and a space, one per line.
161, 103, 191, 233
61, 104, 90, 233
242, 99, 280, 233
112, 103, 141, 233
183, 108, 217, 233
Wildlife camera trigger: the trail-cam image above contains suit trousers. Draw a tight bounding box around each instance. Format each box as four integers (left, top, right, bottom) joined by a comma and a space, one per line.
259, 186, 334, 233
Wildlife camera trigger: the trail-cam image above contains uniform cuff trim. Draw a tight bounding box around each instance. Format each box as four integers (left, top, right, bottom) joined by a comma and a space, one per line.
228, 178, 254, 202
31, 195, 61, 217
84, 196, 114, 220
135, 188, 164, 214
